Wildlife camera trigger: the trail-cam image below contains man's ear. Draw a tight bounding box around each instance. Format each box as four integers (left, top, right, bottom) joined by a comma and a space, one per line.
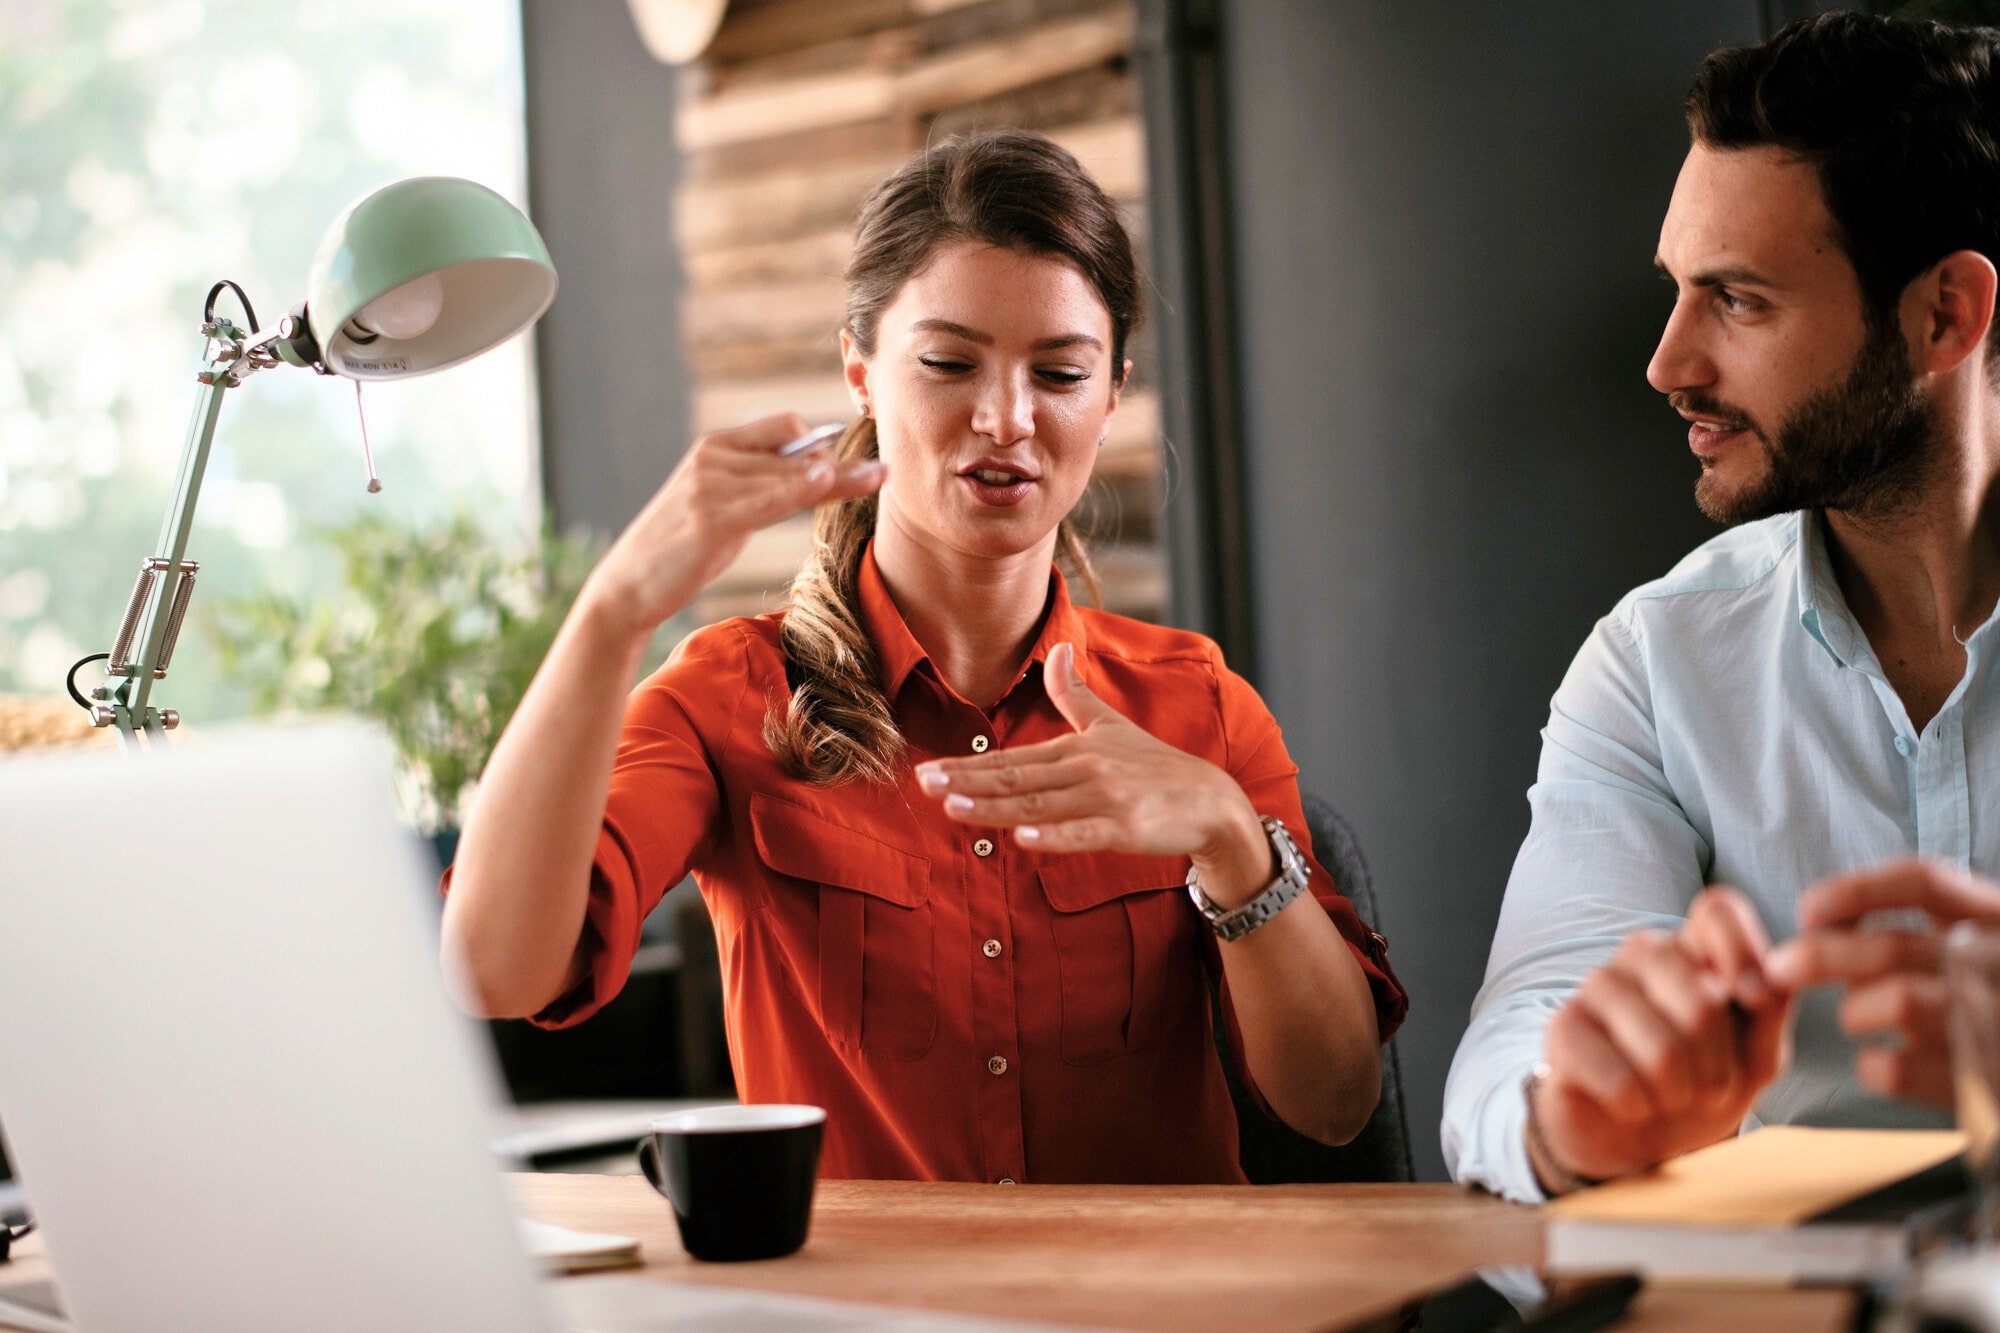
1907, 249, 1999, 377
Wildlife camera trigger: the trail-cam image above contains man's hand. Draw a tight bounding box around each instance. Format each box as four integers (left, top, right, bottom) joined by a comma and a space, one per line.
1530, 887, 1794, 1191
1765, 858, 2000, 1108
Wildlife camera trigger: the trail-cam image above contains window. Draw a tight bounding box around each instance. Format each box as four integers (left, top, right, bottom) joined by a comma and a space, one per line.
0, 0, 538, 720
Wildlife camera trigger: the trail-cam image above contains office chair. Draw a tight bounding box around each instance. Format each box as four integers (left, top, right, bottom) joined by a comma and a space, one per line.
1214, 792, 1417, 1184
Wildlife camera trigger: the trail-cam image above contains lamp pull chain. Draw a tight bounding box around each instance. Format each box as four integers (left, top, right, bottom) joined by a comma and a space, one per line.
354, 381, 384, 494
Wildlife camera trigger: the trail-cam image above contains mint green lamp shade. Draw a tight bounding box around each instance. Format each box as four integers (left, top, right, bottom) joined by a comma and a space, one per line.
305, 177, 557, 381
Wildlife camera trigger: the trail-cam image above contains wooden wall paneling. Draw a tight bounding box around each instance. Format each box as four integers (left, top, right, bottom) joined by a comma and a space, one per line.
685, 229, 858, 291
675, 0, 1165, 625
679, 6, 1136, 150
705, 0, 988, 65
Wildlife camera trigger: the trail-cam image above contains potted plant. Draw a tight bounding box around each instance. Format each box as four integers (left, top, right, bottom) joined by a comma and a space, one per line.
212, 511, 673, 865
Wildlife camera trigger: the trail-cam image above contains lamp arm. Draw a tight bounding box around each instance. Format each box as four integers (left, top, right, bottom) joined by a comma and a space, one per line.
80, 307, 277, 748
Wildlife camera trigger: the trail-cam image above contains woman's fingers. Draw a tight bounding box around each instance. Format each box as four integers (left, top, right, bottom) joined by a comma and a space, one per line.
922, 753, 1096, 799
700, 453, 884, 533
943, 782, 1104, 829
1012, 816, 1122, 853
706, 411, 812, 455
915, 736, 1081, 793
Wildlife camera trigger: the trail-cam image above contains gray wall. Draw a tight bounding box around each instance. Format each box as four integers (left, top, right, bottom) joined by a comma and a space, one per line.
1220, 2, 1759, 1180
521, 0, 690, 537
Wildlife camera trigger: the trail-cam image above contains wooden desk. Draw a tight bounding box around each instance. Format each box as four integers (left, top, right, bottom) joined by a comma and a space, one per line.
510, 1175, 1857, 1332
0, 1177, 1858, 1331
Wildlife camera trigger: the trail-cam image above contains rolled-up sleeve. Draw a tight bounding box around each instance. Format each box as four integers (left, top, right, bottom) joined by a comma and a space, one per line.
1441, 610, 1708, 1201
538, 623, 750, 1027
442, 622, 741, 1030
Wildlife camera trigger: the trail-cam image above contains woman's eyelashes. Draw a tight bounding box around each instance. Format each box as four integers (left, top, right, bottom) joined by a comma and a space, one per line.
914, 354, 1092, 387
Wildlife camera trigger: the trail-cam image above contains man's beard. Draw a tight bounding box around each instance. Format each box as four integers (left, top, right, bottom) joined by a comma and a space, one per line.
1680, 319, 1941, 526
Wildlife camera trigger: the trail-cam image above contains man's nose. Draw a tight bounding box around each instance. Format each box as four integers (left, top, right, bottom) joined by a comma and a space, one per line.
1646, 297, 1715, 396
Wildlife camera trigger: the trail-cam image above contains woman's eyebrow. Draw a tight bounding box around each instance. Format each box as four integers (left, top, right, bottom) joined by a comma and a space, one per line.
910, 319, 1104, 352
912, 318, 993, 343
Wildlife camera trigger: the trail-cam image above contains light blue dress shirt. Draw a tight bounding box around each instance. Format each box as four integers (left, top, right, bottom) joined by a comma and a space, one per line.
1442, 510, 1986, 1202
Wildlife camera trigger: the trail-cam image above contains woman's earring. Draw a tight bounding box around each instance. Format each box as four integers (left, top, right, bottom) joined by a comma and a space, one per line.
1096, 431, 1106, 447
858, 400, 872, 418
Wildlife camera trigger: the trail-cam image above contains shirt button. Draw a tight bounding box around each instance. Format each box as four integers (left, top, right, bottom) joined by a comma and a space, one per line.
982, 938, 1003, 958
987, 1055, 1008, 1075
974, 838, 995, 857
1896, 735, 1916, 756
997, 1177, 1016, 1185
971, 735, 990, 753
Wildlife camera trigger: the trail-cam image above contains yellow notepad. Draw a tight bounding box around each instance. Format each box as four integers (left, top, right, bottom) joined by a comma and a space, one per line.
1545, 1126, 1968, 1226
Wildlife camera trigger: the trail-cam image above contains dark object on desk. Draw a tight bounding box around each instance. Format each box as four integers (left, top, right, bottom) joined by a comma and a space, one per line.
1220, 793, 1415, 1184
0, 1218, 34, 1263
638, 1105, 825, 1262
1333, 1271, 1642, 1333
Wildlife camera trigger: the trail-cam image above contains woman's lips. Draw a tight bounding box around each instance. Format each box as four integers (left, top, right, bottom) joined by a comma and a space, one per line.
959, 471, 1035, 506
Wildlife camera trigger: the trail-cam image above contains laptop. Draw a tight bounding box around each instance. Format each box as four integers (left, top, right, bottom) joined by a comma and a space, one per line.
0, 724, 1060, 1333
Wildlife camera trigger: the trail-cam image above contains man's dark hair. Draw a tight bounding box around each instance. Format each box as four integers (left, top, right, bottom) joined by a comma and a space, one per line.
1688, 13, 2000, 330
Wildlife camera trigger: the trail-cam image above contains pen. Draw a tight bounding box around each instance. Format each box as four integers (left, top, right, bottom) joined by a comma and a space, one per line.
777, 422, 846, 457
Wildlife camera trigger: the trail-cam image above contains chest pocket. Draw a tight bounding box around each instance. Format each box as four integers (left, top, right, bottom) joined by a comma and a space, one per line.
1040, 854, 1198, 1066
750, 793, 936, 1060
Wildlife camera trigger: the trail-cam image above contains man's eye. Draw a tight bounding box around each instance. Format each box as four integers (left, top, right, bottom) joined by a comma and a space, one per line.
1716, 290, 1753, 315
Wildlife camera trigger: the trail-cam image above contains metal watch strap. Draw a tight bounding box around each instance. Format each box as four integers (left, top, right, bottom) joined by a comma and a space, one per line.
1185, 815, 1310, 941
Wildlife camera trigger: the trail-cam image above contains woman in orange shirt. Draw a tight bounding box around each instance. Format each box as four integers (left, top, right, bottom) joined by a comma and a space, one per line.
443, 129, 1405, 1183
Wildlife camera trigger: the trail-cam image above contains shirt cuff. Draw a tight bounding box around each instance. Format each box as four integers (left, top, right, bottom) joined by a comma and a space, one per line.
1457, 1072, 1548, 1204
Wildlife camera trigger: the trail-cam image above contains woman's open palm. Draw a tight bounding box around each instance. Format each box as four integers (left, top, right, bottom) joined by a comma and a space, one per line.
917, 642, 1261, 865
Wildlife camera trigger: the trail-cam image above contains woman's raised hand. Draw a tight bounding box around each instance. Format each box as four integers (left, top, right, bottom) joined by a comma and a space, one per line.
582, 414, 886, 639
916, 642, 1275, 906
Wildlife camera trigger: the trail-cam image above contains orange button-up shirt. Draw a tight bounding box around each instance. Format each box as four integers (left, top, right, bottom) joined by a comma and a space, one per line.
527, 544, 1406, 1183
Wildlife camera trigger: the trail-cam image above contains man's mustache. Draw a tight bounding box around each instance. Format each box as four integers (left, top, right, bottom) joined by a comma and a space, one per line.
1669, 390, 1759, 437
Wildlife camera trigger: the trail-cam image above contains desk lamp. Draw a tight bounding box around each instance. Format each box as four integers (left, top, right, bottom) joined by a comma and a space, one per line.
64, 177, 557, 750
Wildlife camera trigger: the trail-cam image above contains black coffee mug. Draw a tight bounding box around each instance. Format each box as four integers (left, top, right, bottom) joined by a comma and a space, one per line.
636, 1104, 826, 1262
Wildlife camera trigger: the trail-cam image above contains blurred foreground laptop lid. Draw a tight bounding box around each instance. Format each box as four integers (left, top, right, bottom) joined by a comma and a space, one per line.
0, 724, 548, 1333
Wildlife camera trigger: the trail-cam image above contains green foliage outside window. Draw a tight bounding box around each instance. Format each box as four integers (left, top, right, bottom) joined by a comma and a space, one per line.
210, 512, 678, 834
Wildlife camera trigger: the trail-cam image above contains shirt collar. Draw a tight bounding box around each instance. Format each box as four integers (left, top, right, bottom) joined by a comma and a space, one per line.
1795, 509, 1862, 668
855, 540, 1089, 702
1795, 507, 2000, 680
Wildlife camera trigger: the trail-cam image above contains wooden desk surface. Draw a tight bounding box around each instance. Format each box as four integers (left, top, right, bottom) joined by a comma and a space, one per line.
0, 1177, 1857, 1331
509, 1175, 1857, 1332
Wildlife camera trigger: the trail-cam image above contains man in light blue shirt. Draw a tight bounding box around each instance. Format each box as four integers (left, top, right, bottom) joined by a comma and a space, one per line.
1444, 12, 2000, 1202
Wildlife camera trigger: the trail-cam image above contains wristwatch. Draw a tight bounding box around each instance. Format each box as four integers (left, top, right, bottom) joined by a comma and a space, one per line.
1186, 815, 1310, 941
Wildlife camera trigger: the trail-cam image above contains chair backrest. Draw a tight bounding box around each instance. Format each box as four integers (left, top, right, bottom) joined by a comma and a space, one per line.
1214, 793, 1416, 1184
